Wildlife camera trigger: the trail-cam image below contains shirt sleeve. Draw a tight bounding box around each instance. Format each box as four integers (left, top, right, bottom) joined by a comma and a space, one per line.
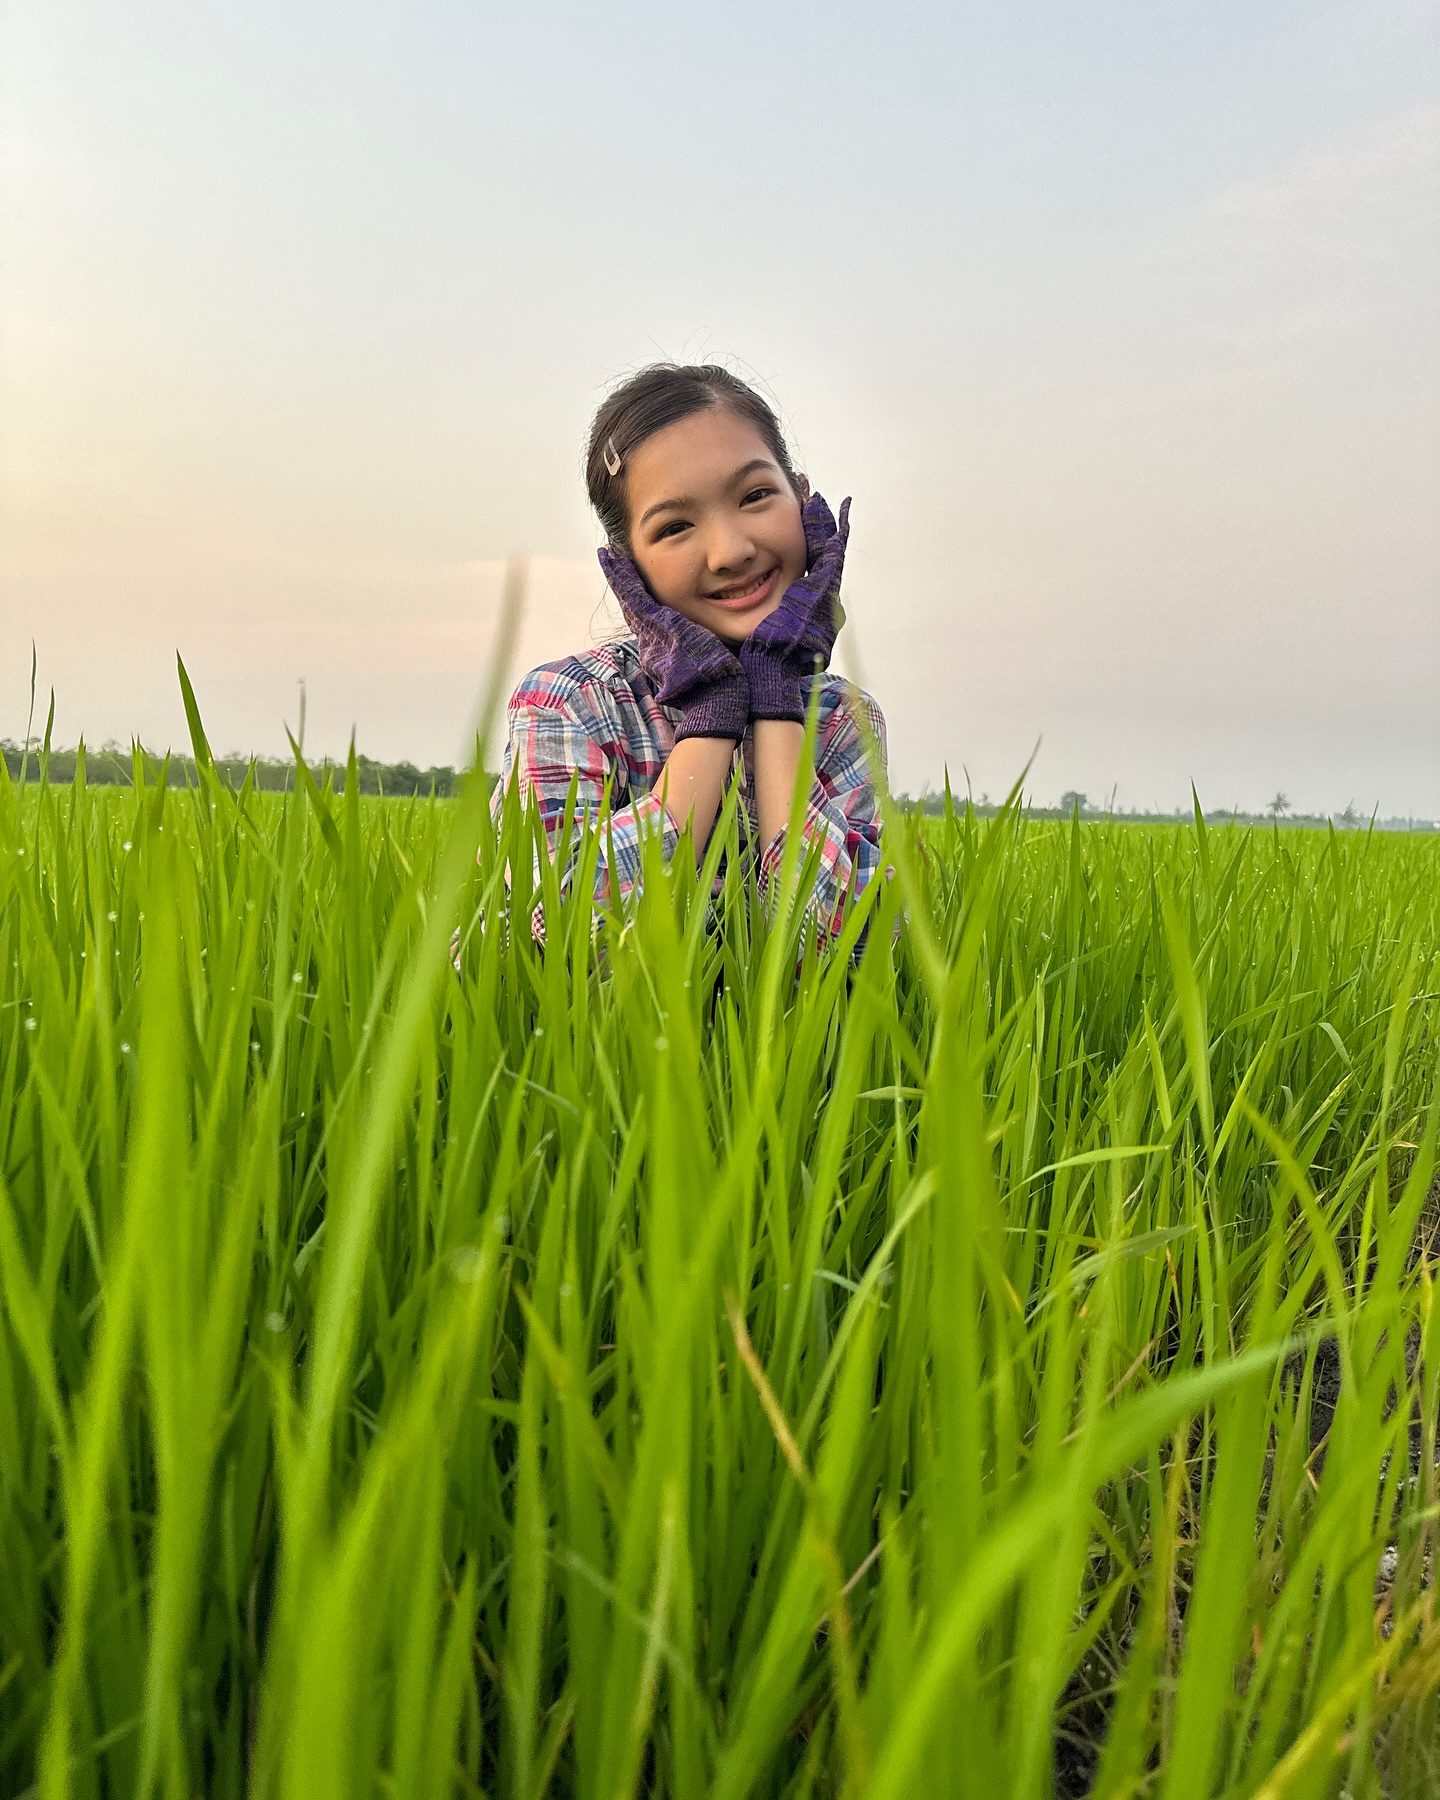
491, 668, 680, 922
756, 685, 888, 946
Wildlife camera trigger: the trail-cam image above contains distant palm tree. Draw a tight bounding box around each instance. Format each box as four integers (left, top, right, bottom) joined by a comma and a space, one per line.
1268, 792, 1290, 821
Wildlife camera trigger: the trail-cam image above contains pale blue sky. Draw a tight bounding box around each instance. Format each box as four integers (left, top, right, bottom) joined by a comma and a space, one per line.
3, 1, 1437, 812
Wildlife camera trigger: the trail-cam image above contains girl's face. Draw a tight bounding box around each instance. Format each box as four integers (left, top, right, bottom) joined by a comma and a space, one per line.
623, 406, 808, 643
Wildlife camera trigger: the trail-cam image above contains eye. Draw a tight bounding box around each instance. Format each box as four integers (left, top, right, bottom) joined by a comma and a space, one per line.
654, 518, 690, 541
741, 486, 777, 507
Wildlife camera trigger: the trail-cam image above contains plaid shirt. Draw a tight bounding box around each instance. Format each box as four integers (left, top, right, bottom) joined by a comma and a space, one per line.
492, 638, 887, 944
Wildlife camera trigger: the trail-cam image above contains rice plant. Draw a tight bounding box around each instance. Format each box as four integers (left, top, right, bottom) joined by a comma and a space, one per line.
0, 685, 1437, 1797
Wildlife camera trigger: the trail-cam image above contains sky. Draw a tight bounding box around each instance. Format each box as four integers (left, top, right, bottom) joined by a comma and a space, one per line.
2, 0, 1438, 815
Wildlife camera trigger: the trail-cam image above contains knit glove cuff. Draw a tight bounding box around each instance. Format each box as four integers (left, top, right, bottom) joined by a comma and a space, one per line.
672, 667, 751, 742
739, 643, 805, 724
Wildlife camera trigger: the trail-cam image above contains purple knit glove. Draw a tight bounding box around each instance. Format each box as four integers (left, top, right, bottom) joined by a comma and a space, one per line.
739, 493, 850, 723
597, 545, 750, 741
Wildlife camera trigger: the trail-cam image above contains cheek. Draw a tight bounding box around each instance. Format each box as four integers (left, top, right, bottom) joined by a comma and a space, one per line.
776, 509, 808, 580
633, 541, 700, 612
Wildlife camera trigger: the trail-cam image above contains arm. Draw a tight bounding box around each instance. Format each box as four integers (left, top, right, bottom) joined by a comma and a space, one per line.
655, 735, 737, 855
752, 718, 806, 849
754, 686, 888, 944
494, 670, 739, 916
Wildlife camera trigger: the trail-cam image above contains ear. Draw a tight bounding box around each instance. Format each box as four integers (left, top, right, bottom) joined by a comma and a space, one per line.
797, 474, 811, 503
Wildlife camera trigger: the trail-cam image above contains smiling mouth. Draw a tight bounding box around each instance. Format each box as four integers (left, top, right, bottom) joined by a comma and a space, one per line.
703, 567, 778, 611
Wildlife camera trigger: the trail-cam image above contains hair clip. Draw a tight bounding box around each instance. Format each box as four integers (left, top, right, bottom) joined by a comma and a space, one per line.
603, 436, 622, 477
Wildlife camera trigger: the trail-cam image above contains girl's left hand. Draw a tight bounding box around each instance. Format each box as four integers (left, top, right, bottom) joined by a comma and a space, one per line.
740, 492, 850, 723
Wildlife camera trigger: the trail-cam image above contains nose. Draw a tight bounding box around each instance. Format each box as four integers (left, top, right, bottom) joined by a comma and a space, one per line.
702, 516, 756, 575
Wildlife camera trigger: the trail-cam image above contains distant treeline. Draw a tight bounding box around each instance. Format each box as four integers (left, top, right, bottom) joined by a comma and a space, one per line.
1, 741, 461, 797
5, 740, 1434, 830
896, 792, 1439, 833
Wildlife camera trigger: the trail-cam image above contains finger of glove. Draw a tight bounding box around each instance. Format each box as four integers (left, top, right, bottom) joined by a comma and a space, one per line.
645, 628, 737, 708
616, 595, 675, 677
676, 617, 740, 677
598, 544, 741, 701
755, 512, 848, 654
744, 589, 837, 668
801, 490, 838, 567
798, 495, 850, 592
597, 544, 661, 621
600, 546, 726, 655
599, 546, 693, 672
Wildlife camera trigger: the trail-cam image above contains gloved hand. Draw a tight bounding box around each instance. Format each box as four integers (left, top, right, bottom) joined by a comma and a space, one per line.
739, 492, 850, 723
598, 545, 750, 741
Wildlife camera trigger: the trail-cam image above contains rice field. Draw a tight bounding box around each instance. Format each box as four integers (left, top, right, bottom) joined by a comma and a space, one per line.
1, 694, 1438, 1798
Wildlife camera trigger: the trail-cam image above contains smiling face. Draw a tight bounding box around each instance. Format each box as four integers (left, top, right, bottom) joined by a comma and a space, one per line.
622, 406, 808, 643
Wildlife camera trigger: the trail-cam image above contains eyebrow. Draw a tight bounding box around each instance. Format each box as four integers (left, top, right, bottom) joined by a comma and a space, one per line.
636, 458, 779, 529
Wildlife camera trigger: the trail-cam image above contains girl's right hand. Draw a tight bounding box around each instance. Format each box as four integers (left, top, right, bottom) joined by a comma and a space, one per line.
598, 545, 750, 742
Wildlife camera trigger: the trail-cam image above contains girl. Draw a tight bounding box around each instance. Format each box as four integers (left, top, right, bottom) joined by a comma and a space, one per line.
492, 363, 887, 946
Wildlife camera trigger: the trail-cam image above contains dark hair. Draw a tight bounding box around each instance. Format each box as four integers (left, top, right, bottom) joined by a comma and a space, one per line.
585, 363, 802, 552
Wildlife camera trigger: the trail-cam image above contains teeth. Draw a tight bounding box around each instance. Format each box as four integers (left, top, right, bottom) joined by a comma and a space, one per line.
715, 572, 769, 601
